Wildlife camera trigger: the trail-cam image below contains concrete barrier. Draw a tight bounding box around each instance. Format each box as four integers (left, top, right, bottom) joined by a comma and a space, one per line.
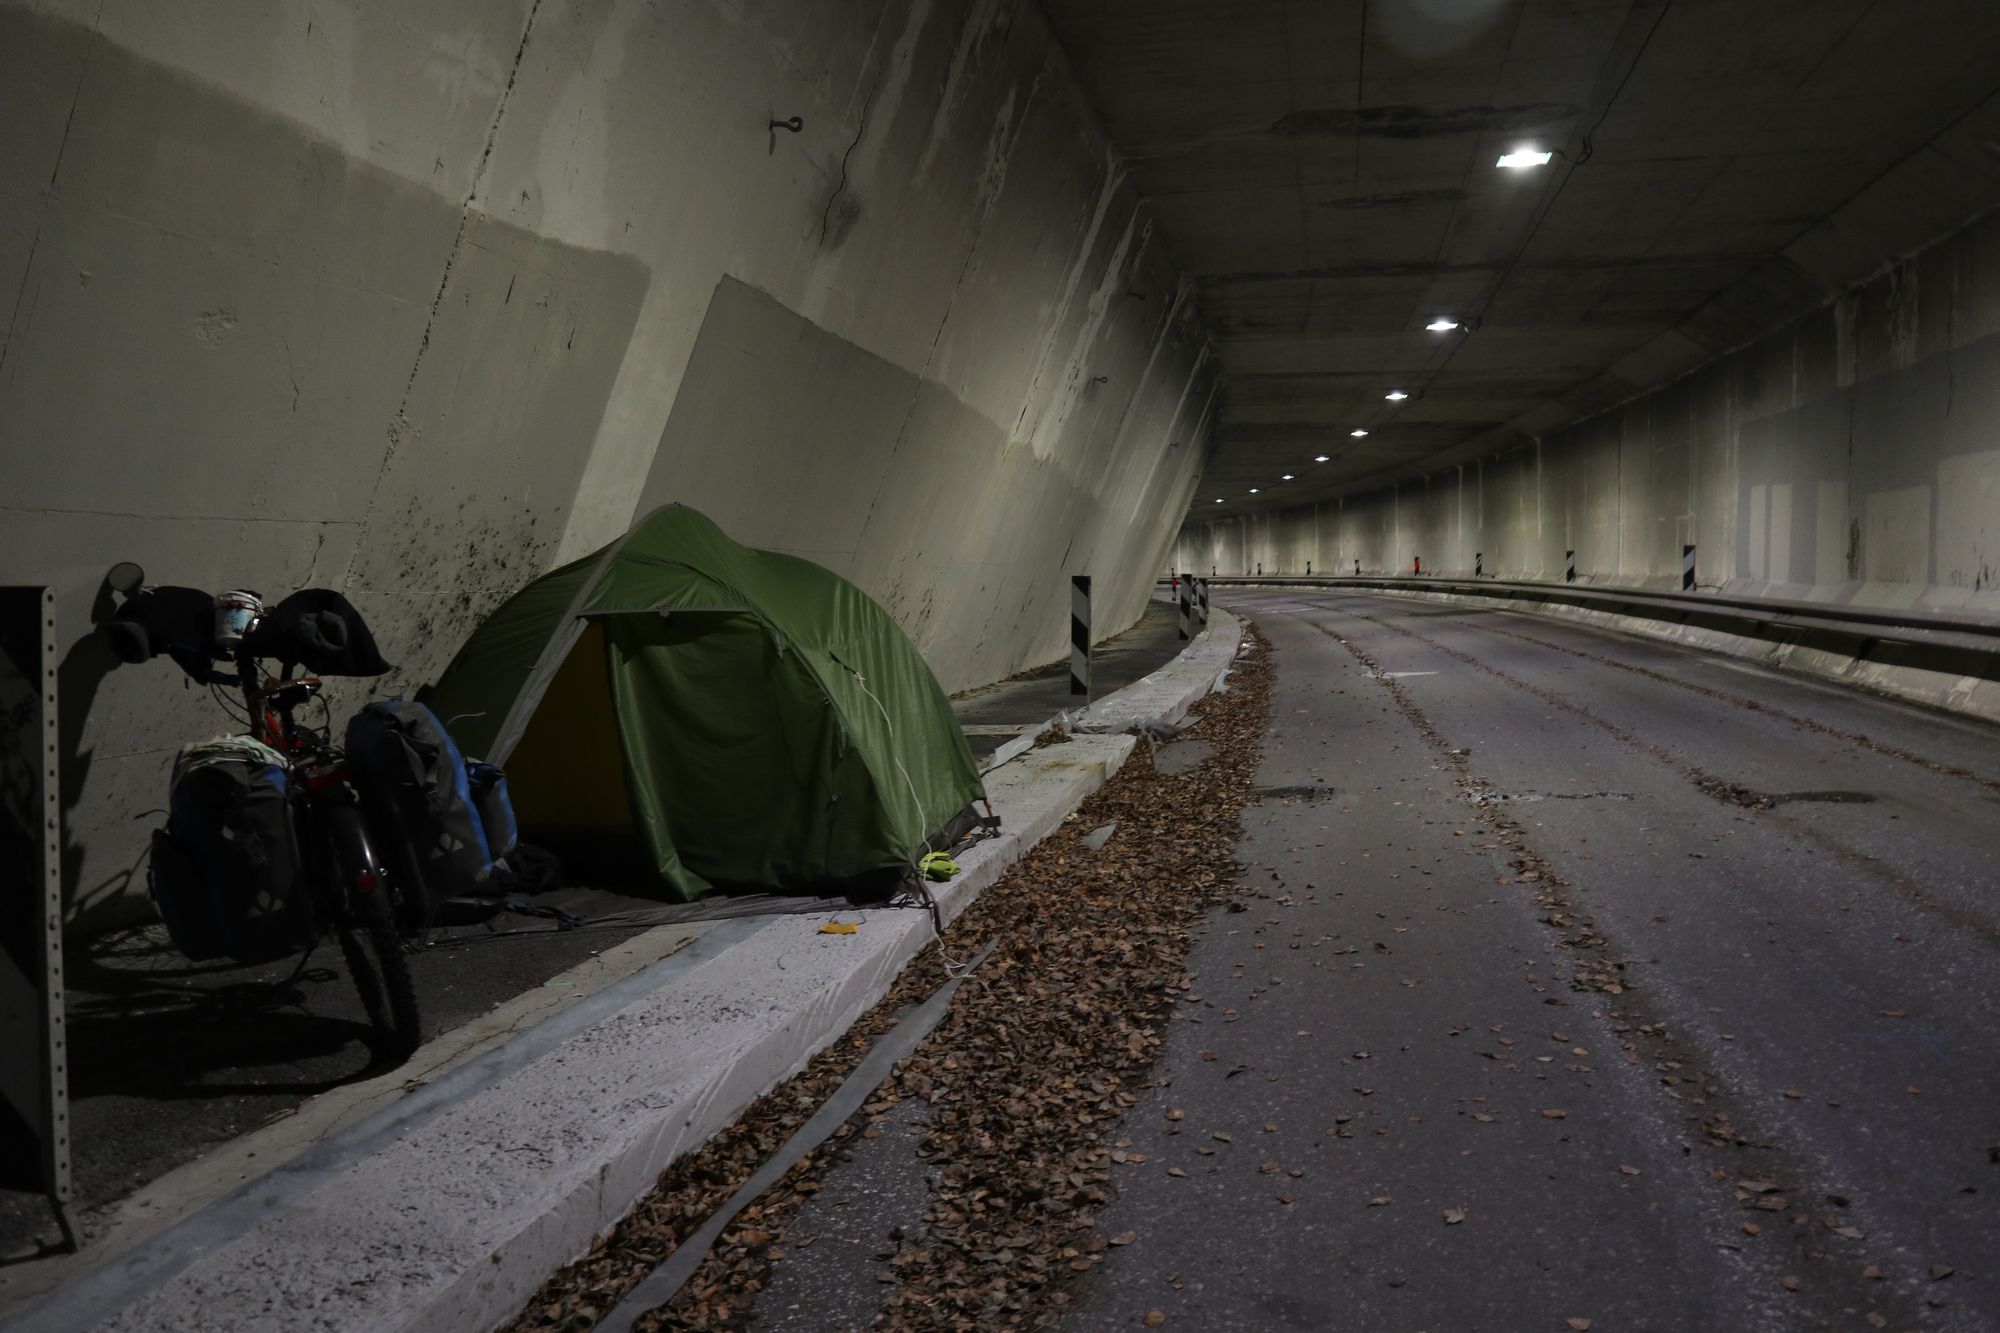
1211, 577, 2000, 724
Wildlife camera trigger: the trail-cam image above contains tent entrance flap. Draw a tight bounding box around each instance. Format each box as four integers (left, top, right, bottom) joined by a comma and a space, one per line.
604, 612, 850, 898
506, 621, 633, 833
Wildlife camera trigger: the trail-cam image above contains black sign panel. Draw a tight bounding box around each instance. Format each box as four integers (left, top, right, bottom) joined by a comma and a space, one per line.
1, 587, 73, 1247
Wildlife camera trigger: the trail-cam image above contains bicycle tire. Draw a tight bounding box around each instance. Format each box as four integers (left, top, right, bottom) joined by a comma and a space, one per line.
341, 890, 422, 1060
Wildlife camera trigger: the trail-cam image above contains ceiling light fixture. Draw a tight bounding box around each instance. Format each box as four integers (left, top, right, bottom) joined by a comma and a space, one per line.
1314, 454, 1330, 462
1281, 474, 1294, 481
1497, 147, 1554, 170
1214, 497, 1223, 503
1426, 317, 1459, 332
1385, 390, 1409, 401
1249, 487, 1260, 493
1350, 428, 1369, 438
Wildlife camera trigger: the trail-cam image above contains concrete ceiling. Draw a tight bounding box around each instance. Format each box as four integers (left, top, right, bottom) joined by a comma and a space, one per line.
1040, 0, 2000, 516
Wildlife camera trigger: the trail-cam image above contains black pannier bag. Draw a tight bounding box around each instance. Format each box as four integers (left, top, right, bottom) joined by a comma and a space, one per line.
149, 736, 314, 962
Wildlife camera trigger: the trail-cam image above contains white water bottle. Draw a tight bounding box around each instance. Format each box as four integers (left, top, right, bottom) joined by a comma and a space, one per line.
214, 589, 263, 655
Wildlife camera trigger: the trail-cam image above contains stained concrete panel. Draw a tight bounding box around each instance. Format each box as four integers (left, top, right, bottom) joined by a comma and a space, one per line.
343, 214, 651, 693
1865, 485, 1932, 585
640, 276, 909, 561
1937, 449, 2000, 591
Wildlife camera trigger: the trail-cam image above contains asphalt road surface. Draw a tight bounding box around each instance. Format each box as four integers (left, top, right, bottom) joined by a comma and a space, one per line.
1070, 591, 2000, 1333
746, 590, 1999, 1332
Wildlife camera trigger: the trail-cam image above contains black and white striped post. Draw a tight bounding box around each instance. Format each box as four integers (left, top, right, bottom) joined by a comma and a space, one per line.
1475, 551, 1484, 577
1070, 575, 1091, 697
1176, 575, 1192, 640
1566, 549, 1576, 583
1196, 577, 1209, 625
1682, 544, 1696, 592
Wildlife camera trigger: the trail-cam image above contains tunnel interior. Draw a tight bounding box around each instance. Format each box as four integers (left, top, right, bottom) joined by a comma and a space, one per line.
4, 2, 2000, 1323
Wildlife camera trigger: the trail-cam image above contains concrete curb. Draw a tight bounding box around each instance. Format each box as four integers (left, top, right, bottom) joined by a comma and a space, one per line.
977, 606, 1246, 772
1072, 607, 1244, 734
7, 618, 1241, 1333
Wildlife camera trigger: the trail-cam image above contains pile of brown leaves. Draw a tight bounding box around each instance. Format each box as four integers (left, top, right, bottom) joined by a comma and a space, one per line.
505, 628, 1274, 1332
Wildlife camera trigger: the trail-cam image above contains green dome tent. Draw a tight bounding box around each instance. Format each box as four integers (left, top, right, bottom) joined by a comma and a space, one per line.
423, 505, 986, 902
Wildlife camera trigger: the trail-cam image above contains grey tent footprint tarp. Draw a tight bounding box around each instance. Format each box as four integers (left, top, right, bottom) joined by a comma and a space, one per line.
423, 505, 986, 903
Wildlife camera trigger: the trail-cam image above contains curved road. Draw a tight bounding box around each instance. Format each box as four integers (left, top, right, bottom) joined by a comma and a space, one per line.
1075, 590, 2000, 1333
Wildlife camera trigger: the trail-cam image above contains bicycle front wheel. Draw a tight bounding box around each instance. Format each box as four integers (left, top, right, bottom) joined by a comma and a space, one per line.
339, 889, 422, 1061
321, 801, 424, 1062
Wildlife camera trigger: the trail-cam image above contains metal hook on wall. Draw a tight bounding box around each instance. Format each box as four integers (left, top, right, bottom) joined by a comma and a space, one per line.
768, 115, 803, 156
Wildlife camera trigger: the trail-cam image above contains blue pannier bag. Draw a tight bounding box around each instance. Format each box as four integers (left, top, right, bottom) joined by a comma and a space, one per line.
467, 761, 518, 866
150, 736, 314, 962
346, 700, 519, 918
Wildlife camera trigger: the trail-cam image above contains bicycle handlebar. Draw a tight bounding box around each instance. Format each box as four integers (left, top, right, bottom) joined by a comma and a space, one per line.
102, 583, 388, 683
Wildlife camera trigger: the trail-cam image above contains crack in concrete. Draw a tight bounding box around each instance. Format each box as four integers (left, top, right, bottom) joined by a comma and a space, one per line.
391, 0, 545, 418
280, 333, 301, 413
819, 62, 885, 248
0, 14, 97, 380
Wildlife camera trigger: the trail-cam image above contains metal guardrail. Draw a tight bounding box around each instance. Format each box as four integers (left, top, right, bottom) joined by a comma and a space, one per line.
1191, 575, 2000, 683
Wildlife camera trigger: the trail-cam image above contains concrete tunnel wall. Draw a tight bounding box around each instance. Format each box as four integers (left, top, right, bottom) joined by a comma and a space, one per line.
1177, 207, 2000, 619
0, 0, 1219, 926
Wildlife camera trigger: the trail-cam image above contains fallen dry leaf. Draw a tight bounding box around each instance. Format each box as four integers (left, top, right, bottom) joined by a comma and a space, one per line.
1443, 1208, 1467, 1225
1542, 1108, 1567, 1119
496, 630, 1283, 1333
1567, 1319, 1593, 1331
1144, 1312, 1166, 1328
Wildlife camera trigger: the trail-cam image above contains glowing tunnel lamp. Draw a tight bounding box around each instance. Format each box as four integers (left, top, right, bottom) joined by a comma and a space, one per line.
1497, 147, 1554, 169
